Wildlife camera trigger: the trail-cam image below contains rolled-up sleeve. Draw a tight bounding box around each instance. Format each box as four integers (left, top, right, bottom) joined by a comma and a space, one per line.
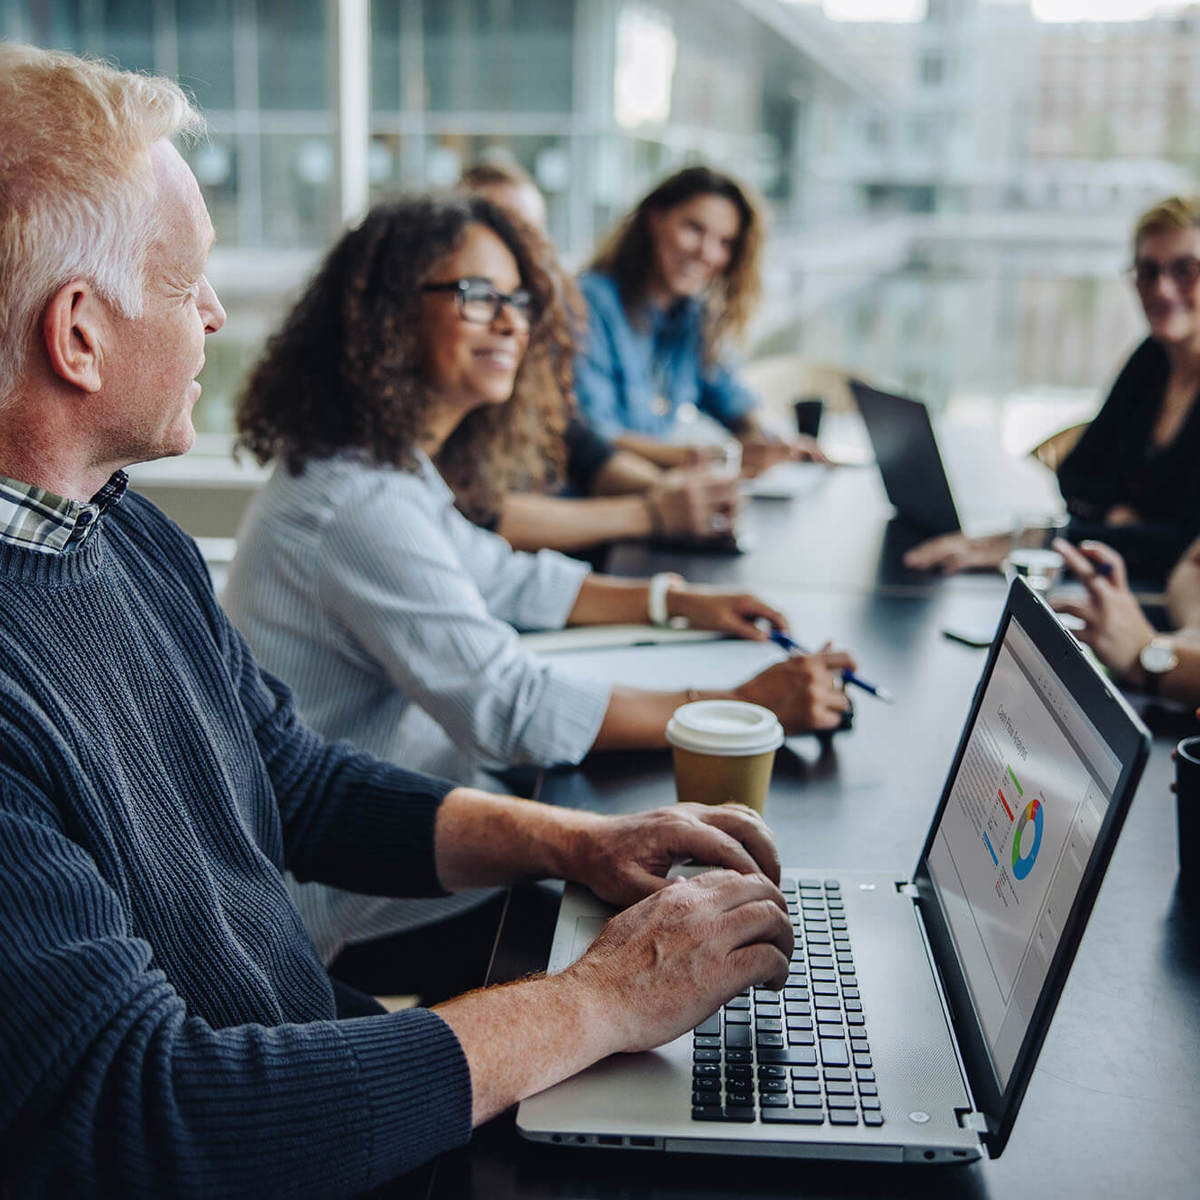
316, 478, 609, 769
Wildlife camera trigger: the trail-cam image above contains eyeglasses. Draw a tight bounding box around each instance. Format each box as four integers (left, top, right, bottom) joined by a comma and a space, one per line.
1128, 256, 1200, 291
421, 277, 537, 325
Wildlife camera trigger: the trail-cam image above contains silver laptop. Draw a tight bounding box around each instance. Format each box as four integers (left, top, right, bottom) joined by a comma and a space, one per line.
517, 580, 1149, 1163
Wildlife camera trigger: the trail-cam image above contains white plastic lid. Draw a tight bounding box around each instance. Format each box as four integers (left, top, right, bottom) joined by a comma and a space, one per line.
666, 700, 784, 757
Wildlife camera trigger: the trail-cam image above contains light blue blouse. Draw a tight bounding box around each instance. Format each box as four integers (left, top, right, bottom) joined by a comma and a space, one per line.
574, 270, 756, 439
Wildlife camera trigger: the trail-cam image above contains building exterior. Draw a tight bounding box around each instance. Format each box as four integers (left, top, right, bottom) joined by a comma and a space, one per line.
1029, 4, 1200, 212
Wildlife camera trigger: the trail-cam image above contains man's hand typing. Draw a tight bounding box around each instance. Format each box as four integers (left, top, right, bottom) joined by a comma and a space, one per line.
565, 868, 792, 1056
559, 802, 782, 907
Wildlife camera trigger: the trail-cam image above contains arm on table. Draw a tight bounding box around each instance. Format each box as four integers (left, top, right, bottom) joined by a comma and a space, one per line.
565, 577, 856, 745
497, 474, 742, 552
903, 531, 1010, 574
431, 791, 792, 1124
588, 648, 856, 750
306, 485, 609, 769
613, 431, 722, 470
729, 411, 828, 472
589, 446, 667, 495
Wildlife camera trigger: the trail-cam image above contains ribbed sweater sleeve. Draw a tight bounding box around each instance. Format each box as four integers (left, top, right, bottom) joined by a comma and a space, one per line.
222, 621, 456, 895
0, 769, 471, 1197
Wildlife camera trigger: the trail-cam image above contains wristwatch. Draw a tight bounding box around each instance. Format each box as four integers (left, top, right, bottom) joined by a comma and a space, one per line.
1137, 636, 1179, 693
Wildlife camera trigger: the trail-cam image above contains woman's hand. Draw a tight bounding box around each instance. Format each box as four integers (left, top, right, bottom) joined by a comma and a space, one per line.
735, 645, 856, 733
1050, 539, 1156, 681
646, 471, 741, 539
668, 584, 788, 640
902, 531, 1010, 574
738, 435, 829, 476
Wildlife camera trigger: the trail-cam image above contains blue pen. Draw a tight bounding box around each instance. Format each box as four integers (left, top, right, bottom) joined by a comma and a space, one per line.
768, 629, 894, 704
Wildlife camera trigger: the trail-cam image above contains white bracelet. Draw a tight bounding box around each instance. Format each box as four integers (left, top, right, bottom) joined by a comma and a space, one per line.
648, 572, 684, 627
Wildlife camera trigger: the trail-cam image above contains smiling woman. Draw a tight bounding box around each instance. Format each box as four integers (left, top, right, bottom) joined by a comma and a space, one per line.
904, 193, 1200, 584
235, 193, 571, 517
574, 165, 825, 475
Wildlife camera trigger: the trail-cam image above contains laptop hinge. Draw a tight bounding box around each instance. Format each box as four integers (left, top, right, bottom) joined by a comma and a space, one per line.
895, 881, 920, 899
956, 1109, 989, 1134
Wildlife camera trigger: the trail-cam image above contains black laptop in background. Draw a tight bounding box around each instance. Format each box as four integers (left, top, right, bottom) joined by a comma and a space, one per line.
851, 379, 962, 535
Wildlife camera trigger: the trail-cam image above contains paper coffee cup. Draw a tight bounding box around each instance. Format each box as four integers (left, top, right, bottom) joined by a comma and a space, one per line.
666, 700, 784, 814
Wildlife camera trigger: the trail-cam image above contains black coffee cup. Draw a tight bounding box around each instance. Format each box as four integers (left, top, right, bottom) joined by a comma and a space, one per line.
1176, 735, 1200, 890
793, 397, 824, 439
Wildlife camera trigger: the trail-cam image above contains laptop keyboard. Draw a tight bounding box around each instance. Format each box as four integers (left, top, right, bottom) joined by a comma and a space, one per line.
691, 877, 883, 1127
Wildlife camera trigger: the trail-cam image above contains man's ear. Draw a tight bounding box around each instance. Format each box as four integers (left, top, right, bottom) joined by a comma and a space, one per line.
41, 281, 107, 394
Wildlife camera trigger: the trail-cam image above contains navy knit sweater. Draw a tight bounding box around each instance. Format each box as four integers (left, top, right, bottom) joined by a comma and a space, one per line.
0, 491, 472, 1196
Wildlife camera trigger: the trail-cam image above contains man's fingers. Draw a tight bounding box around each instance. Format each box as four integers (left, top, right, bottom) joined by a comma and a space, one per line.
663, 821, 769, 881
726, 943, 790, 993
723, 896, 794, 958
685, 804, 782, 884
685, 866, 788, 914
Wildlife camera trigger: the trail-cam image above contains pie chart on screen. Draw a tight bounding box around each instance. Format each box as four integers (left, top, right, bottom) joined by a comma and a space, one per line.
1011, 797, 1044, 881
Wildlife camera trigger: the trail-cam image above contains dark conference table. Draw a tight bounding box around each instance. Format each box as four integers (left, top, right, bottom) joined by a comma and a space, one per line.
414, 458, 1200, 1200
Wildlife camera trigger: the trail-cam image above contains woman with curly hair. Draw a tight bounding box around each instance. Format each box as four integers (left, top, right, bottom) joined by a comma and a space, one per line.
576, 165, 824, 475
223, 193, 855, 964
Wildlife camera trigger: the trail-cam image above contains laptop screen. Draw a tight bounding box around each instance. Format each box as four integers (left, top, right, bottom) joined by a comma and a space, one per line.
924, 614, 1123, 1089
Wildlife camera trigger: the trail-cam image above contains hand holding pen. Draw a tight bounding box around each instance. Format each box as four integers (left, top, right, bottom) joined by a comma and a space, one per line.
767, 628, 894, 704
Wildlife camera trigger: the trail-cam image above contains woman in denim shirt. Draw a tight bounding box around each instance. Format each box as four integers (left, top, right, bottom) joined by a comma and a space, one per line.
576, 166, 824, 475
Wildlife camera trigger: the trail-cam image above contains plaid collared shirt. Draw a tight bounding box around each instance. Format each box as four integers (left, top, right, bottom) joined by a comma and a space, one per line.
0, 470, 128, 554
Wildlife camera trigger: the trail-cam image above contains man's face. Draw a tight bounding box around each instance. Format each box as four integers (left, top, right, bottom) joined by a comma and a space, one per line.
96, 140, 225, 466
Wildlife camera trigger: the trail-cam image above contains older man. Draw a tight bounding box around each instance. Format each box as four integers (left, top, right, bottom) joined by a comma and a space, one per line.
0, 43, 791, 1196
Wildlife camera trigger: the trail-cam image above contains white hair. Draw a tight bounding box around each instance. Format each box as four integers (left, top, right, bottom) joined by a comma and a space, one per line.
0, 43, 205, 406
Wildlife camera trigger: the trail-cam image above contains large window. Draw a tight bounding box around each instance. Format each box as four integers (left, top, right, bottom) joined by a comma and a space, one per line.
4, 0, 1197, 459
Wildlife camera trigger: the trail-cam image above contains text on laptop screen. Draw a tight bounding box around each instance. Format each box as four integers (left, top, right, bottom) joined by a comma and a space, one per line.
926, 616, 1121, 1089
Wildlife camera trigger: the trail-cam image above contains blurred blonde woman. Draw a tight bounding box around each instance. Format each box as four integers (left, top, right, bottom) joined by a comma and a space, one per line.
907, 195, 1200, 584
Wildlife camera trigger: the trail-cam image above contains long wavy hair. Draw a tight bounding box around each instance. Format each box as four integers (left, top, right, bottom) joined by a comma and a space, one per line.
236, 193, 571, 521
588, 165, 765, 365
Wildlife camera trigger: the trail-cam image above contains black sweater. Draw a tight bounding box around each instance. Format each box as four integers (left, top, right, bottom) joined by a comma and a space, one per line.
1058, 337, 1200, 582
0, 491, 471, 1196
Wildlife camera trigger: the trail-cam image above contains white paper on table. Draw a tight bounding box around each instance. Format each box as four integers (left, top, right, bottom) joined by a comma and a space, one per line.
739, 461, 830, 500
516, 625, 724, 656
526, 636, 781, 689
